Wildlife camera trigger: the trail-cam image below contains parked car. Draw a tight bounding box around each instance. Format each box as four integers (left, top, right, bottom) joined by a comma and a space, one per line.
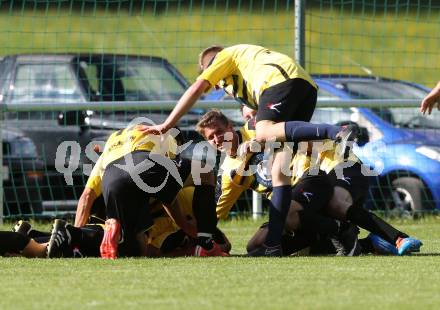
311, 74, 440, 214
206, 74, 440, 215
0, 54, 205, 213
2, 128, 44, 217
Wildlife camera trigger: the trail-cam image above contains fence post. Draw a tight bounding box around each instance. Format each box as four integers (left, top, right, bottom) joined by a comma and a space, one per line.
295, 0, 306, 67
252, 191, 262, 219
0, 103, 3, 224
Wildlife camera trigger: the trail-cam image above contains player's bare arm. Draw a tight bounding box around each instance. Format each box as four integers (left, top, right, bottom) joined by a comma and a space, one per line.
140, 79, 211, 134
74, 187, 98, 227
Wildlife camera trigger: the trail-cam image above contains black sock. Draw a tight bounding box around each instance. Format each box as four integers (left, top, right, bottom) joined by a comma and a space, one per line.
0, 231, 30, 254
298, 209, 340, 236
285, 121, 340, 142
66, 225, 103, 257
358, 237, 374, 254
345, 206, 408, 244
193, 184, 217, 250
265, 185, 291, 247
281, 231, 317, 256
192, 185, 217, 236
28, 229, 51, 239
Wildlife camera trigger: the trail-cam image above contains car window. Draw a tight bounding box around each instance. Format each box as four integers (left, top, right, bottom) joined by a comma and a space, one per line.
77, 58, 186, 101
334, 80, 427, 99
310, 107, 354, 125
317, 88, 340, 100
10, 63, 82, 103
373, 107, 440, 129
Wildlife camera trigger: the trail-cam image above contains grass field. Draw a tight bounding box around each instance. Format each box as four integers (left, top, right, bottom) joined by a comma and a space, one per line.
0, 217, 439, 309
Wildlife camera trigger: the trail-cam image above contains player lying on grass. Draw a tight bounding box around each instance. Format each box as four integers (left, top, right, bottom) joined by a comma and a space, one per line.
196, 110, 423, 256
74, 123, 227, 258
10, 187, 231, 258
247, 222, 401, 256
140, 44, 359, 256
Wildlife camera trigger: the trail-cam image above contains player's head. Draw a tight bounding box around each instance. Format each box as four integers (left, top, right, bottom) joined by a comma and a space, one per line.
198, 45, 224, 74
241, 105, 257, 122
196, 109, 236, 152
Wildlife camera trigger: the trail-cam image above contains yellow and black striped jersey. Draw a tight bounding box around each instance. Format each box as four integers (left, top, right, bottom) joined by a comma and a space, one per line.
309, 139, 360, 173
85, 126, 178, 197
215, 120, 360, 219
197, 44, 317, 109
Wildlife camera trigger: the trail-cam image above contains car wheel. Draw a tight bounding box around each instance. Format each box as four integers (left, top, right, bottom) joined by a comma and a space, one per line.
385, 177, 433, 217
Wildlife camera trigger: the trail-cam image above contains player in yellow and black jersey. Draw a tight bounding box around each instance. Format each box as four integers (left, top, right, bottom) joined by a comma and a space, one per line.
141, 44, 360, 255
69, 123, 228, 259
197, 110, 422, 256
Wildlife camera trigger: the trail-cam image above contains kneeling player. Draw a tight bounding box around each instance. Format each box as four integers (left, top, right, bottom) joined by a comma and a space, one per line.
75, 123, 227, 258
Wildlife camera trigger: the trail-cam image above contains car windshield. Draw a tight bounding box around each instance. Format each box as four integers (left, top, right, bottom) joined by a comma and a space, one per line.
10, 63, 83, 103
332, 79, 428, 100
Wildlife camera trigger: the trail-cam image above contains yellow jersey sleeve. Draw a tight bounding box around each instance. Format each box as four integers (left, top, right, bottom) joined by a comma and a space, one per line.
197, 49, 235, 92
197, 44, 316, 109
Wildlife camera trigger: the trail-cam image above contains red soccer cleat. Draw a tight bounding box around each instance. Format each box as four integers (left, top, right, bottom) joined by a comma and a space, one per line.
100, 218, 121, 259
194, 241, 229, 257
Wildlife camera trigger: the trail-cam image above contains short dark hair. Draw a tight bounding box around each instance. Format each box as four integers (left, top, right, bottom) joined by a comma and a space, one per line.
196, 109, 230, 137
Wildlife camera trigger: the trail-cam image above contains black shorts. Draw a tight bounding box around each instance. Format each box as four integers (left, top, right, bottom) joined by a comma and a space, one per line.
102, 151, 191, 256
0, 231, 30, 255
256, 78, 317, 123
291, 174, 334, 212
327, 162, 371, 207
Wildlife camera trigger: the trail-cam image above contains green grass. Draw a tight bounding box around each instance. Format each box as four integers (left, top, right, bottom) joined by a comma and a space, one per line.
0, 218, 439, 309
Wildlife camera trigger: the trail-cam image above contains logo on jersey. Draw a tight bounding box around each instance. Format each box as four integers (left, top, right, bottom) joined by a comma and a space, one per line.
301, 190, 314, 203
267, 102, 282, 113
341, 177, 351, 185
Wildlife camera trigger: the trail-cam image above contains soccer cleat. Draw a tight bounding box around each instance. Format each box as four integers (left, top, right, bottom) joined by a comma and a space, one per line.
367, 233, 398, 255
12, 220, 32, 236
335, 124, 359, 158
331, 223, 362, 256
194, 242, 228, 257
396, 237, 423, 256
100, 218, 121, 259
247, 243, 283, 257
47, 219, 72, 258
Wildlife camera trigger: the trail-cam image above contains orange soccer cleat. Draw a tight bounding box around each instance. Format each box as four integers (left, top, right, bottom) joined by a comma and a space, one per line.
194, 241, 229, 257
100, 218, 121, 259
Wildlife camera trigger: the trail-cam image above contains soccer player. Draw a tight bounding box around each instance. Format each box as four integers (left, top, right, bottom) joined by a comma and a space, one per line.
196, 110, 362, 255
421, 81, 440, 114
196, 109, 423, 256
141, 44, 358, 255
75, 123, 226, 259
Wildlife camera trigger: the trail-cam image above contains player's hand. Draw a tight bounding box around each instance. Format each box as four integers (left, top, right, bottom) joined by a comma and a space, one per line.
238, 139, 262, 156
421, 82, 440, 114
138, 123, 169, 135
420, 95, 440, 115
